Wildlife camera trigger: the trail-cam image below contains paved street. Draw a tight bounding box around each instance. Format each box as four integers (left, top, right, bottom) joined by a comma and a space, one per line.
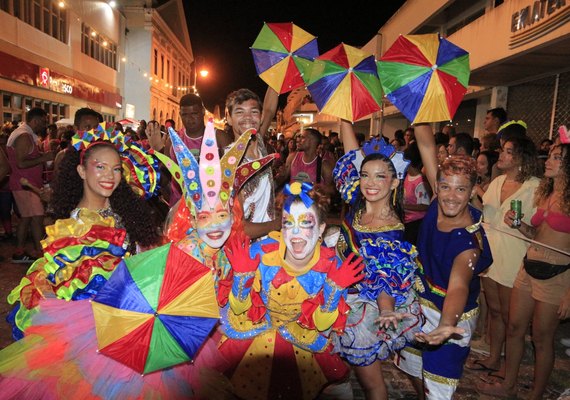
1, 229, 569, 399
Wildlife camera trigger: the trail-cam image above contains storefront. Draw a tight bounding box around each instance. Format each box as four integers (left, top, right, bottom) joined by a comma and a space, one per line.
0, 50, 122, 124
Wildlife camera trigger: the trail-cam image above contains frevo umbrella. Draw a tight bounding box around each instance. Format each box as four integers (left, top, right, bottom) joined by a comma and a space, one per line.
91, 243, 220, 374
306, 43, 383, 122
377, 33, 470, 124
251, 22, 318, 94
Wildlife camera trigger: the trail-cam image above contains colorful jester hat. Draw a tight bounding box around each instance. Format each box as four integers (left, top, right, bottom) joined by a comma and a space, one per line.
167, 119, 277, 215
71, 122, 160, 199
362, 137, 411, 180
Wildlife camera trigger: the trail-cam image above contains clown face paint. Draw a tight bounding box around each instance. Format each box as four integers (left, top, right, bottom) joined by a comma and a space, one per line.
195, 202, 233, 249
282, 202, 324, 265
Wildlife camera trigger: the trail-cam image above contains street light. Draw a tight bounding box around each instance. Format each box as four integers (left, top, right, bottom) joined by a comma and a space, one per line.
193, 56, 208, 94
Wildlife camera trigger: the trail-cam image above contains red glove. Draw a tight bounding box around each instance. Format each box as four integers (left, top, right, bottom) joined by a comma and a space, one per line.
224, 231, 260, 274
327, 253, 365, 289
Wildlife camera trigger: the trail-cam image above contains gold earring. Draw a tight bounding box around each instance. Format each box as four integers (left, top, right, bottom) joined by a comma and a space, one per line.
392, 189, 397, 206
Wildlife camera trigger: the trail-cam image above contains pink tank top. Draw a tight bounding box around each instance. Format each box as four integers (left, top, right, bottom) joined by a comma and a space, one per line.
290, 152, 320, 184
7, 130, 43, 191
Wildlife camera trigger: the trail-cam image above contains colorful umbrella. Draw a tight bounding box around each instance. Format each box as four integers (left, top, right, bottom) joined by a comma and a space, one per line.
306, 43, 383, 122
377, 33, 470, 123
91, 243, 220, 374
251, 22, 318, 94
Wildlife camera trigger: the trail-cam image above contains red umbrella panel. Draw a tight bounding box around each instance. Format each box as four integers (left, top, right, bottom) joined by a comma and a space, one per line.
306, 43, 383, 122
251, 22, 319, 94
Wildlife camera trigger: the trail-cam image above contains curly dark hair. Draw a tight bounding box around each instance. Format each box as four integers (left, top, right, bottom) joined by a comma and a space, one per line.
276, 184, 330, 224
358, 153, 405, 222
534, 144, 570, 215
49, 142, 161, 247
503, 136, 540, 182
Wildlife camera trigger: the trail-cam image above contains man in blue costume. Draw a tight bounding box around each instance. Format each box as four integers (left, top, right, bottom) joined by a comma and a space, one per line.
395, 124, 493, 399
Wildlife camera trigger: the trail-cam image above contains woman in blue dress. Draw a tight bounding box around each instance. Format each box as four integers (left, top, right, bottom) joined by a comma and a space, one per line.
332, 120, 423, 400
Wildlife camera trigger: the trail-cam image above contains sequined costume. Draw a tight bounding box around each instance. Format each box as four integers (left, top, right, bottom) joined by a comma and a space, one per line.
218, 232, 350, 400
395, 201, 493, 400
332, 147, 422, 366
7, 207, 129, 340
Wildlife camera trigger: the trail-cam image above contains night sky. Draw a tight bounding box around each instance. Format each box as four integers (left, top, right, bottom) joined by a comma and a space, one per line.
183, 1, 406, 112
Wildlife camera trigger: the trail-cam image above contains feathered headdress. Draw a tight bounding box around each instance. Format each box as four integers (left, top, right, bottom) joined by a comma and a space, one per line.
157, 118, 277, 215
71, 122, 160, 199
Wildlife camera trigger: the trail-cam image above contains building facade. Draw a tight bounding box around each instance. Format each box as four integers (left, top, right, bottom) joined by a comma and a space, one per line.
0, 0, 125, 124
363, 0, 570, 142
122, 0, 193, 128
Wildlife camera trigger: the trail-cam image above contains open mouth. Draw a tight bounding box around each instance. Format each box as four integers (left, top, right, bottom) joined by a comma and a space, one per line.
99, 182, 115, 190
290, 238, 307, 254
206, 231, 224, 240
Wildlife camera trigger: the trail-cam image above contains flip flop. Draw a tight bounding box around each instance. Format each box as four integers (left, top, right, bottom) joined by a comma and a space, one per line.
465, 359, 499, 372
476, 381, 517, 398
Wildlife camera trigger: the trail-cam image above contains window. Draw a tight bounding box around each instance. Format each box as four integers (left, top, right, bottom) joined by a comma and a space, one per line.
154, 49, 158, 75
81, 23, 117, 70
166, 60, 170, 83
1, 0, 67, 43
0, 91, 68, 124
160, 55, 164, 79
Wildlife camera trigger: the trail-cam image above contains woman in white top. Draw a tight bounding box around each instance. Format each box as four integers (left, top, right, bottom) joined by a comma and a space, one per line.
468, 132, 540, 374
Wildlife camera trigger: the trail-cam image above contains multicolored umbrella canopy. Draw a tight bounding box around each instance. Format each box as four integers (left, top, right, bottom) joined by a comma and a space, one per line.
306, 43, 383, 122
251, 22, 318, 94
91, 243, 220, 374
377, 33, 470, 123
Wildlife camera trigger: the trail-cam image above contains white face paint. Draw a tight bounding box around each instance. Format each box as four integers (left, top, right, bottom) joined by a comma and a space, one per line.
195, 202, 233, 249
282, 202, 324, 264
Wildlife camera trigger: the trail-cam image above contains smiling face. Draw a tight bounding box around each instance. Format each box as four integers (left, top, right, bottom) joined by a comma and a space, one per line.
436, 173, 475, 218
195, 202, 233, 249
360, 159, 398, 204
77, 145, 122, 203
282, 202, 325, 266
227, 99, 261, 137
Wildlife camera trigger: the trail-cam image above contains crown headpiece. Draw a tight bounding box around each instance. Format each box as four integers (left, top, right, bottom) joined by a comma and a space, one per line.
162, 119, 277, 215
71, 122, 159, 199
362, 137, 410, 180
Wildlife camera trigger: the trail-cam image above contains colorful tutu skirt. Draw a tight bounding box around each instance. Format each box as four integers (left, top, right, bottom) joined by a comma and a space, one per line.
333, 290, 423, 366
0, 299, 232, 400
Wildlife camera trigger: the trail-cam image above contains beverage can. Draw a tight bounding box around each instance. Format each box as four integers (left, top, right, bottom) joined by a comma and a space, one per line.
511, 199, 522, 227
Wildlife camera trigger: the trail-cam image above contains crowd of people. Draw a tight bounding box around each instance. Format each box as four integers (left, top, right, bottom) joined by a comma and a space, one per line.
0, 85, 568, 400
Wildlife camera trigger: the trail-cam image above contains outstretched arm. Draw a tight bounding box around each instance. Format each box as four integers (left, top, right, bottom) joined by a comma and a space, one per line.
414, 248, 479, 345
340, 119, 360, 153
414, 123, 438, 193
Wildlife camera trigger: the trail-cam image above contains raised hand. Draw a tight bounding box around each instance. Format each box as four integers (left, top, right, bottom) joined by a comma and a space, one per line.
225, 231, 259, 274
327, 253, 365, 289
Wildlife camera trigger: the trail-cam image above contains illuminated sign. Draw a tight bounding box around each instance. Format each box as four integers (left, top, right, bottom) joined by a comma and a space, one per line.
38, 67, 50, 88
510, 0, 569, 48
